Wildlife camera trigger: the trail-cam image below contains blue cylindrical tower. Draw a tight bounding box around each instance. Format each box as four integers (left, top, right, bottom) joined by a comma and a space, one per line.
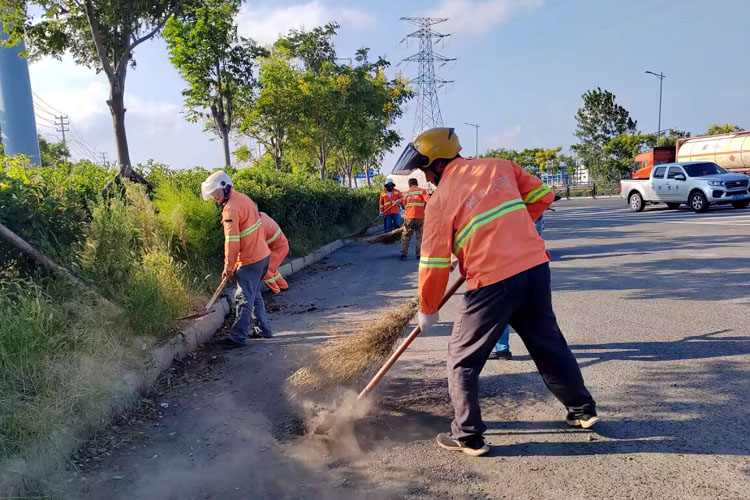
0, 22, 41, 165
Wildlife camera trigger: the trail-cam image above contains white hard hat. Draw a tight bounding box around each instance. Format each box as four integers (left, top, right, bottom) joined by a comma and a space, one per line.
201, 170, 233, 200
385, 178, 395, 186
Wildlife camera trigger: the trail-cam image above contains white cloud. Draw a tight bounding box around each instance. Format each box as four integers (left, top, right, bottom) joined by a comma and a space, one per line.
428, 0, 544, 36
237, 1, 374, 45
486, 124, 522, 149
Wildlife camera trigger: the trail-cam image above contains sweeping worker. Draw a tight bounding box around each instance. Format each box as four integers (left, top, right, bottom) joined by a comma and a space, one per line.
379, 178, 404, 233
257, 207, 290, 294
201, 171, 272, 347
400, 177, 430, 261
392, 127, 598, 457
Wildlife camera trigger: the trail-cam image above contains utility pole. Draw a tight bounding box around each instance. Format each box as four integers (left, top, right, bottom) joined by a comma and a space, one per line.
465, 122, 479, 157
55, 115, 70, 145
400, 17, 455, 136
645, 71, 665, 144
100, 152, 109, 167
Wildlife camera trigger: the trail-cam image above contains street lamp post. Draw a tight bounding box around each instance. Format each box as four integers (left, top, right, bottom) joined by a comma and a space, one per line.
645, 71, 666, 144
465, 122, 479, 157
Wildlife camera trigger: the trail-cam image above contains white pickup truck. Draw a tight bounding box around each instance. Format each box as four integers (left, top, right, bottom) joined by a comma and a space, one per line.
620, 161, 750, 213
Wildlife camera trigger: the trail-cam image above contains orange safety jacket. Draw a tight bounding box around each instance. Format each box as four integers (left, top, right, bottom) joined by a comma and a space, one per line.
403, 187, 430, 220
379, 189, 404, 215
418, 158, 554, 314
222, 191, 270, 275
259, 212, 289, 282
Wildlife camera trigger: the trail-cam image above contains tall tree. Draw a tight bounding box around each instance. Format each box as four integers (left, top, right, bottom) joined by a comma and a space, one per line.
705, 123, 743, 136
164, 0, 264, 167
275, 22, 338, 76
0, 0, 188, 182
572, 87, 637, 182
334, 49, 409, 187
656, 128, 690, 147
279, 23, 341, 180
241, 50, 304, 170
604, 133, 655, 179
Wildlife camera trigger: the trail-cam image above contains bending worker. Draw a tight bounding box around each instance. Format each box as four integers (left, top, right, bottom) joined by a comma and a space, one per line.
379, 178, 404, 233
258, 206, 290, 294
392, 127, 598, 457
201, 171, 272, 347
400, 177, 430, 261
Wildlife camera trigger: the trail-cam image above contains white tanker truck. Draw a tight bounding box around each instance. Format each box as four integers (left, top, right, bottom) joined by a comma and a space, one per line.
633, 130, 750, 178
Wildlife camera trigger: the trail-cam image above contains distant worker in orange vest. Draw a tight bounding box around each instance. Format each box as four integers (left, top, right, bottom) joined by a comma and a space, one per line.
392, 127, 598, 457
258, 208, 290, 294
379, 178, 404, 233
400, 177, 430, 261
201, 171, 272, 348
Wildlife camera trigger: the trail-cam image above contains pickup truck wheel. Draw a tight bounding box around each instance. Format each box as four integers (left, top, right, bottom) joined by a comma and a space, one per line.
731, 200, 750, 209
666, 203, 680, 209
629, 192, 645, 212
690, 191, 709, 213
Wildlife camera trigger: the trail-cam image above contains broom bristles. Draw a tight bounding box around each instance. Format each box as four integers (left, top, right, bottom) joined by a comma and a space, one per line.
362, 227, 404, 245
286, 297, 419, 393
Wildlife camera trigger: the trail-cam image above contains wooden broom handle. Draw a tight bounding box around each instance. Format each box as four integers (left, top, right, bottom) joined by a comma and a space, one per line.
205, 276, 229, 311
357, 276, 466, 400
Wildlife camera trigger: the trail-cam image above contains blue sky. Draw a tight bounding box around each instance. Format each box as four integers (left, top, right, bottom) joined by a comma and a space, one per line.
29, 0, 750, 169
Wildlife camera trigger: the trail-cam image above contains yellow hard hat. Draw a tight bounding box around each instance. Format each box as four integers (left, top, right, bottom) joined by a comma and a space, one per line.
392, 127, 462, 175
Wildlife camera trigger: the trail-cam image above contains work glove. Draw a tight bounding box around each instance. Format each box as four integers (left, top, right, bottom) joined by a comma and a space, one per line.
418, 312, 439, 334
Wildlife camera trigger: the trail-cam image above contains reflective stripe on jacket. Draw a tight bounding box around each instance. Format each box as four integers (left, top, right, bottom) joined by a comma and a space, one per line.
403, 187, 430, 220
379, 189, 403, 215
418, 158, 553, 314
259, 211, 289, 269
222, 191, 270, 274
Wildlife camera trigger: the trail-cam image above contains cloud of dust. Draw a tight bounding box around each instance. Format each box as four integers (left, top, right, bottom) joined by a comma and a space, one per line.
290, 389, 373, 462
76, 392, 390, 500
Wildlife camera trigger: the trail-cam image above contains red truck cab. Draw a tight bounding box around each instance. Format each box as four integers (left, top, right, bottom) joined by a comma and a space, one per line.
632, 146, 676, 179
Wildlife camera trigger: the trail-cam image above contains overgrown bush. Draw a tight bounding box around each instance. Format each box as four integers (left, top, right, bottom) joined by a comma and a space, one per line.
0, 157, 104, 266
0, 276, 135, 457
80, 183, 189, 335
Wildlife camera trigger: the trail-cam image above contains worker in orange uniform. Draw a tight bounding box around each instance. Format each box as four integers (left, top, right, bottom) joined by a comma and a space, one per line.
258, 208, 290, 294
379, 178, 404, 233
392, 128, 598, 457
201, 171, 272, 348
400, 177, 430, 261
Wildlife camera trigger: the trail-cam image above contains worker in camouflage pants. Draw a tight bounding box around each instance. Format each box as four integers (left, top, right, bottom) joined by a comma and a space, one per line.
400, 178, 430, 261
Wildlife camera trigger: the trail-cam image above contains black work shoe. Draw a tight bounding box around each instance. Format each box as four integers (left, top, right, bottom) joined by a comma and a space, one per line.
399, 255, 408, 261
436, 432, 489, 457
565, 412, 601, 429
249, 326, 273, 339
488, 350, 512, 361
222, 338, 245, 350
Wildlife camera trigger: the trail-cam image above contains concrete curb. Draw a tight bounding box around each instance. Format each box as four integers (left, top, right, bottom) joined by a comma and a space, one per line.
0, 230, 362, 494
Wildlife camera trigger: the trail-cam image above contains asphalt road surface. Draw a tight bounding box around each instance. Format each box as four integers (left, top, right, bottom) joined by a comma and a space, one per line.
64, 198, 750, 500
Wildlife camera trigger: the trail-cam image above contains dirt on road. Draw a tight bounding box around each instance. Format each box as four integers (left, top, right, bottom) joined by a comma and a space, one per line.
59, 200, 750, 500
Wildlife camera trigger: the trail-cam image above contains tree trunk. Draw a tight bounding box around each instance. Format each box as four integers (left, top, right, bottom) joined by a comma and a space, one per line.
221, 132, 231, 167
318, 145, 327, 180
0, 222, 121, 312
107, 70, 133, 178
366, 166, 372, 187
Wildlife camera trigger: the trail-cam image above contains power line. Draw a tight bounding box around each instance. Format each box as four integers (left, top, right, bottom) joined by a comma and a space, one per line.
32, 91, 66, 116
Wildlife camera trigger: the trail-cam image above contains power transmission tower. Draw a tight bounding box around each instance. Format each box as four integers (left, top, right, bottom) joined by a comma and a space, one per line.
100, 152, 109, 167
55, 115, 70, 145
400, 17, 455, 136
